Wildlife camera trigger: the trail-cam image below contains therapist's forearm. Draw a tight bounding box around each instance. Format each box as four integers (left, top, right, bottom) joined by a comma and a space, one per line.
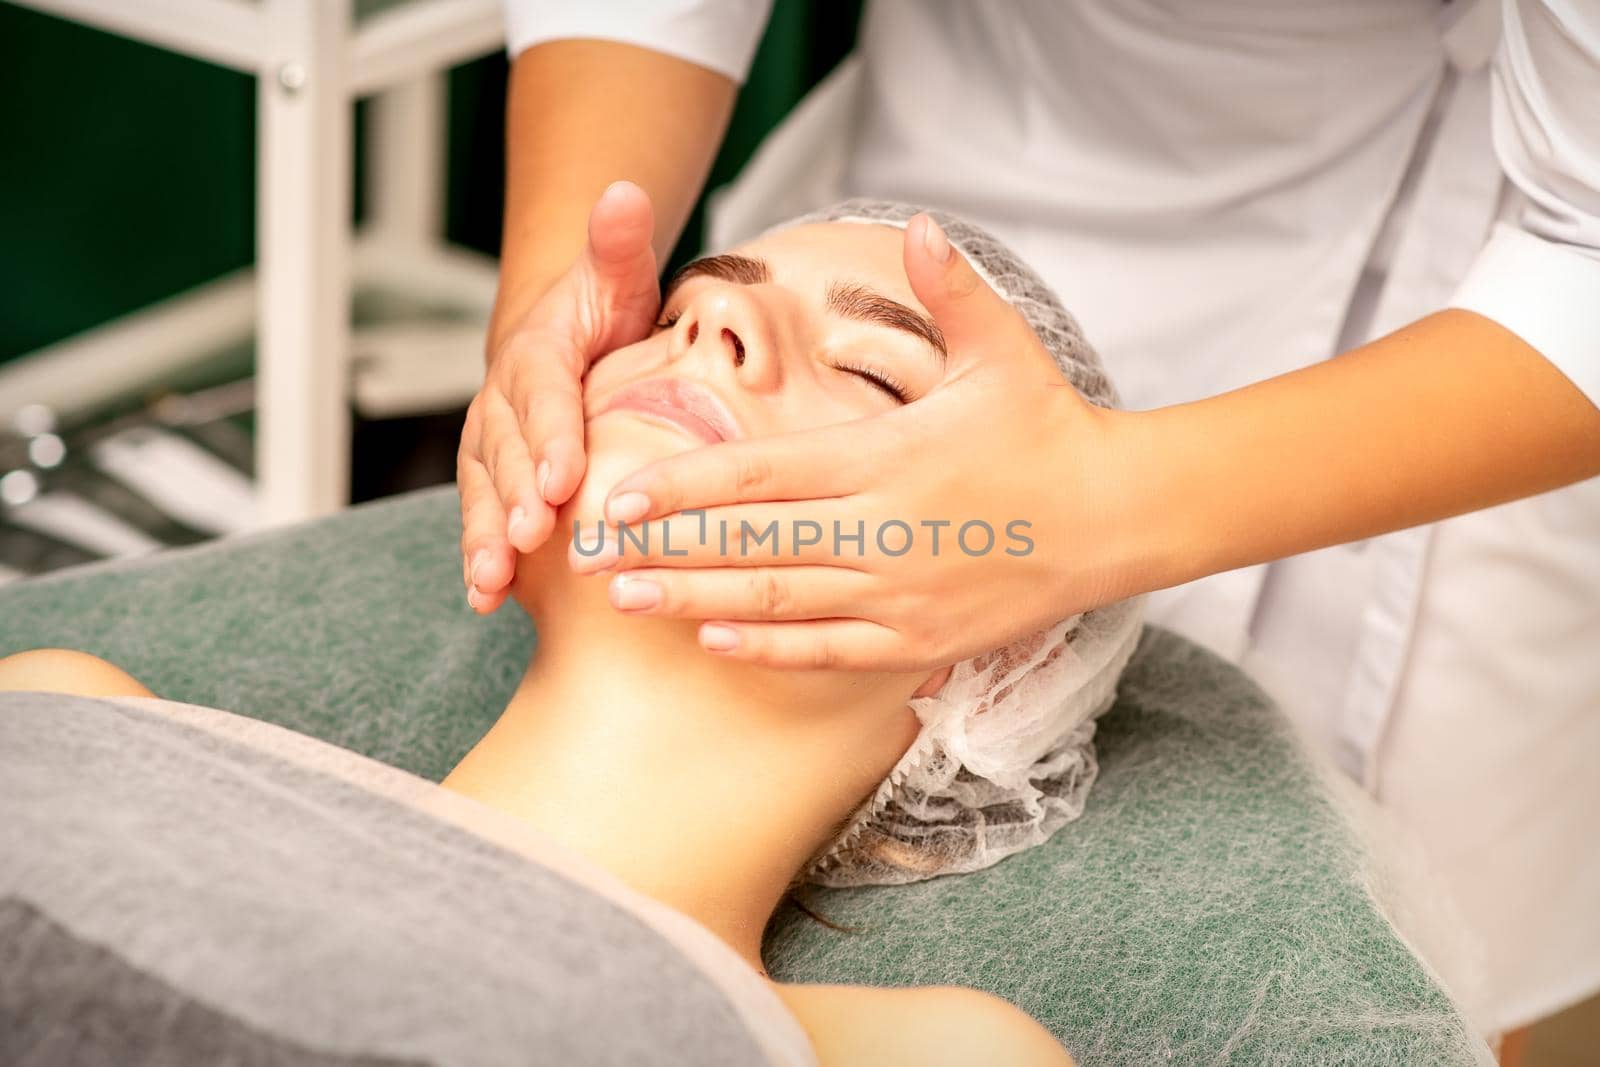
490, 39, 737, 357
1111, 309, 1600, 594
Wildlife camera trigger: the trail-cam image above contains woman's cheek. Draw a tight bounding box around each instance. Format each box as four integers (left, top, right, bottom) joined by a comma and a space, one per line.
564, 415, 695, 525
583, 337, 668, 400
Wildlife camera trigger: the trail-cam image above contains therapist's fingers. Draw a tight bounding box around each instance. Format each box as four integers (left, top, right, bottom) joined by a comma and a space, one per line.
568, 500, 866, 573
606, 565, 876, 622
457, 450, 515, 612
504, 332, 589, 513
694, 617, 910, 672
600, 424, 880, 526
482, 390, 556, 554
527, 181, 656, 508
468, 582, 510, 615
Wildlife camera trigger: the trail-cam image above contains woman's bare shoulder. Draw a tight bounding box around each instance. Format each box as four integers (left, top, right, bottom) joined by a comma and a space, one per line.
773, 981, 1073, 1067
0, 648, 154, 698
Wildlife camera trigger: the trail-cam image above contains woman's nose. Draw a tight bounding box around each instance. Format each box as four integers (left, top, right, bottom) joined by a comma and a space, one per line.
674, 288, 781, 392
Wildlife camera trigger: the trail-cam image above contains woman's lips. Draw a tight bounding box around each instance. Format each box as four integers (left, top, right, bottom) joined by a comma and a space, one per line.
596, 378, 742, 445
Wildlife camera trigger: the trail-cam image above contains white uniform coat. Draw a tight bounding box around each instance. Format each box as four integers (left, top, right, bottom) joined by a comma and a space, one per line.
506, 0, 1600, 1031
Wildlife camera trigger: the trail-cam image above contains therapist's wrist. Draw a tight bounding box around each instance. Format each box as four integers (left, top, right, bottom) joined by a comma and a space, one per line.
1065, 402, 1208, 609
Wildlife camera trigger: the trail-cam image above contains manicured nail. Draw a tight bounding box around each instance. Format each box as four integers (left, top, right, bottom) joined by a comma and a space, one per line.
536, 461, 552, 503
922, 217, 951, 264
469, 550, 487, 589
699, 623, 740, 652
607, 491, 651, 525
609, 573, 661, 611
508, 506, 531, 546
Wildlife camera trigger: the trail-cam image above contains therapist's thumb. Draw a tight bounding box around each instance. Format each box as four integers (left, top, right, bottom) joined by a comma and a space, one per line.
585, 181, 658, 291
903, 213, 1022, 362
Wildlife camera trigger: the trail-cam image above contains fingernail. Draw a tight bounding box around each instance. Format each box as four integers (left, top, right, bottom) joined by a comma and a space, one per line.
607, 491, 651, 525
469, 550, 487, 589
609, 574, 661, 611
508, 506, 531, 545
467, 587, 484, 612
922, 217, 951, 264
536, 461, 552, 503
600, 180, 630, 204
700, 623, 740, 652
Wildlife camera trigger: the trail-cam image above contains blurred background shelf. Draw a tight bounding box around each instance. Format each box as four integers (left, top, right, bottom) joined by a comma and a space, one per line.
4, 0, 506, 525
0, 0, 861, 580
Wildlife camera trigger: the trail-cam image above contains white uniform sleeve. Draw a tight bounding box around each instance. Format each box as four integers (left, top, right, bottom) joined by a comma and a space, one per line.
1448, 0, 1600, 409
503, 0, 774, 84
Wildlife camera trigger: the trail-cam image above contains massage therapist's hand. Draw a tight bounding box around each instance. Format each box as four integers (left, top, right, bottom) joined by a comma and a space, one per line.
459, 182, 662, 614
580, 216, 1148, 671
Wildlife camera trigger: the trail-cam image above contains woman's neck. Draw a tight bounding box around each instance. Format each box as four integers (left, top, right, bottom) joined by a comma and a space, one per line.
441, 599, 919, 972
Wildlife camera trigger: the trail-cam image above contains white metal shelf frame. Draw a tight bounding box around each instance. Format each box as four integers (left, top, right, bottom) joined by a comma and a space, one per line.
2, 0, 506, 523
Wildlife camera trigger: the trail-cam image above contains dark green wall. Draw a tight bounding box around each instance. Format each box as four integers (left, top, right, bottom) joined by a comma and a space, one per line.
0, 1, 859, 364
0, 3, 256, 359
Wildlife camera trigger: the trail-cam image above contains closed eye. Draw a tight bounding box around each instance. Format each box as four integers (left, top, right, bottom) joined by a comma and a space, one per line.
834, 362, 911, 404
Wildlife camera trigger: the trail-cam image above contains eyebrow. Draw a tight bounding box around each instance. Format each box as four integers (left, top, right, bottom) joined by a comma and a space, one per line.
663, 253, 770, 297
663, 253, 947, 362
825, 282, 946, 360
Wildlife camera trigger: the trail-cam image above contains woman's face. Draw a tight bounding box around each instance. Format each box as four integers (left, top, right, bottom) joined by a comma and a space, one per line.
579, 221, 946, 487
515, 221, 951, 706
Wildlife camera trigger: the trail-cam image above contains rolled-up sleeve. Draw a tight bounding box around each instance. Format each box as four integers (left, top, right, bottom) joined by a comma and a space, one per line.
503, 0, 774, 84
1449, 0, 1600, 408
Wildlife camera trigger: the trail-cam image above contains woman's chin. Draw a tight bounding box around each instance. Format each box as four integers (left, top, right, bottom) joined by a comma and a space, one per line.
564, 413, 705, 527
511, 417, 700, 610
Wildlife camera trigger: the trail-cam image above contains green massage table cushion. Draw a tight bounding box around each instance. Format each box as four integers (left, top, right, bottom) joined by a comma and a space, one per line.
0, 486, 1486, 1064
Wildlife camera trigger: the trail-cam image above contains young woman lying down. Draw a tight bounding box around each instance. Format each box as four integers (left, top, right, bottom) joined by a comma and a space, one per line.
0, 200, 1142, 1067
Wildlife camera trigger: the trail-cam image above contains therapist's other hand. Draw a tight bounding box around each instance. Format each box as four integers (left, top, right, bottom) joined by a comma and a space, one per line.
583, 216, 1137, 671
458, 181, 661, 613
